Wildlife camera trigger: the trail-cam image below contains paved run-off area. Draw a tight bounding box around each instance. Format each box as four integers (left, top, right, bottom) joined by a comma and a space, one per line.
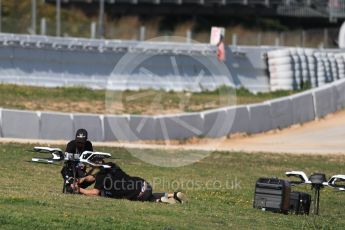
208, 109, 345, 155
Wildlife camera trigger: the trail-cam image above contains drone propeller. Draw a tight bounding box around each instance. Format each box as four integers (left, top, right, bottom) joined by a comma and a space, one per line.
285, 171, 311, 184
33, 147, 63, 153
79, 151, 112, 167
26, 159, 61, 166
327, 175, 345, 191
29, 146, 64, 164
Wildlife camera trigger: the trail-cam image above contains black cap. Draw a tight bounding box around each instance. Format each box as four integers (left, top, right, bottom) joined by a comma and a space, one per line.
75, 129, 88, 143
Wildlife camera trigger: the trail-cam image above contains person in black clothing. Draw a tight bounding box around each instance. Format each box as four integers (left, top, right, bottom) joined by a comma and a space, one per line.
71, 162, 187, 204
62, 129, 98, 190
65, 128, 93, 154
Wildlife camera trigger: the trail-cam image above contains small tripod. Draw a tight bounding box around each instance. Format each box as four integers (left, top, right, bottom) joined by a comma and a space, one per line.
311, 183, 323, 215
309, 173, 327, 216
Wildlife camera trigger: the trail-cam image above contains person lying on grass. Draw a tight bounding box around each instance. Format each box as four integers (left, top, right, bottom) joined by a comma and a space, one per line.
71, 161, 187, 204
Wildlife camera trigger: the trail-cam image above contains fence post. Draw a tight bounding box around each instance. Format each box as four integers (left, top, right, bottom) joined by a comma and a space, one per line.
0, 0, 2, 33
324, 28, 328, 48
40, 18, 46, 36
98, 0, 105, 38
31, 0, 37, 34
186, 29, 192, 43
275, 35, 280, 47
301, 30, 306, 47
232, 33, 237, 46
279, 32, 284, 46
56, 0, 61, 37
90, 22, 96, 39
139, 26, 146, 41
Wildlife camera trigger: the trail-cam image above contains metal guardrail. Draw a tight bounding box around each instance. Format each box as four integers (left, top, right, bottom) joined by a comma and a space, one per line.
0, 33, 216, 56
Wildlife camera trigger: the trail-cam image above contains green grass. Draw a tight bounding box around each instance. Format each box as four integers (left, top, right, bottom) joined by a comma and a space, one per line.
0, 84, 301, 115
0, 143, 344, 229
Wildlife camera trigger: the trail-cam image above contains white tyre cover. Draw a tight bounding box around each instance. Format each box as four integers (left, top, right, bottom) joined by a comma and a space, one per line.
268, 56, 292, 66
270, 71, 294, 79
267, 49, 290, 59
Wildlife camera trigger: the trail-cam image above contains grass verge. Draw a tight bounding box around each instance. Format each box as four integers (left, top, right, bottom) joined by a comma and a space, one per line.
0, 84, 302, 115
0, 143, 344, 229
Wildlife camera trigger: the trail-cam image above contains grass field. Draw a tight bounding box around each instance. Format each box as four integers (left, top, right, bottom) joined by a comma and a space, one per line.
0, 143, 344, 229
0, 84, 301, 115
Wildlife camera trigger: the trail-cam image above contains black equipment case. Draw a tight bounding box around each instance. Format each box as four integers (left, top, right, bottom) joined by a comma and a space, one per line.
289, 191, 311, 215
253, 178, 291, 213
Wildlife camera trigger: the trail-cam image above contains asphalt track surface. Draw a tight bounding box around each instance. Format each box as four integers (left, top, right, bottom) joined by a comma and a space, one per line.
2, 109, 345, 155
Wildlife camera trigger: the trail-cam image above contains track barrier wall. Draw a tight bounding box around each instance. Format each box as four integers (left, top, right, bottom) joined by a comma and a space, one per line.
0, 34, 345, 141
266, 97, 293, 130
290, 91, 315, 124
40, 112, 74, 140
73, 114, 104, 142
313, 84, 337, 118
247, 104, 273, 134
1, 109, 40, 139
1, 78, 345, 141
155, 113, 204, 140
129, 115, 157, 141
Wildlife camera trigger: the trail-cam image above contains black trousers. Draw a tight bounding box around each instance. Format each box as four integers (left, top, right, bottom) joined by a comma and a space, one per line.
136, 182, 166, 202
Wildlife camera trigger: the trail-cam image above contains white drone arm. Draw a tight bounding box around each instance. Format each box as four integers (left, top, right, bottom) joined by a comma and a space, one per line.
31, 148, 113, 167
285, 171, 311, 184
286, 171, 345, 191
32, 146, 64, 163
327, 175, 345, 191
79, 151, 111, 167
31, 158, 56, 164
33, 147, 63, 153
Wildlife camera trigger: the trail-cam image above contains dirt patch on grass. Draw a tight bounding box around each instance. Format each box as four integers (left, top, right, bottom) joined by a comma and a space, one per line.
21, 100, 106, 114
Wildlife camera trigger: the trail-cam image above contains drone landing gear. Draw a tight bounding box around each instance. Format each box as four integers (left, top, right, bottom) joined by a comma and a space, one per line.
312, 185, 322, 215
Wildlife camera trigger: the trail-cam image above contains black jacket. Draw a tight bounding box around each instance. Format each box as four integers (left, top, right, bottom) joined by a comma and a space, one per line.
65, 140, 93, 154
94, 163, 145, 200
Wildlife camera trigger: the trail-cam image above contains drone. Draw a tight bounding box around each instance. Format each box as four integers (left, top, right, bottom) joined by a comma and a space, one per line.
30, 146, 112, 193
31, 146, 112, 167
286, 171, 345, 191
286, 171, 345, 215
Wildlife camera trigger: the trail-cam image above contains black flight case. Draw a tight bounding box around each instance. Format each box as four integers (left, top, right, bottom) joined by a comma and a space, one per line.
253, 178, 291, 214
289, 191, 311, 215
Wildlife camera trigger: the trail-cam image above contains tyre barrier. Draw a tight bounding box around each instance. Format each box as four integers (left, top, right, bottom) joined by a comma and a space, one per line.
1, 79, 345, 141
267, 49, 294, 91
267, 48, 345, 91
